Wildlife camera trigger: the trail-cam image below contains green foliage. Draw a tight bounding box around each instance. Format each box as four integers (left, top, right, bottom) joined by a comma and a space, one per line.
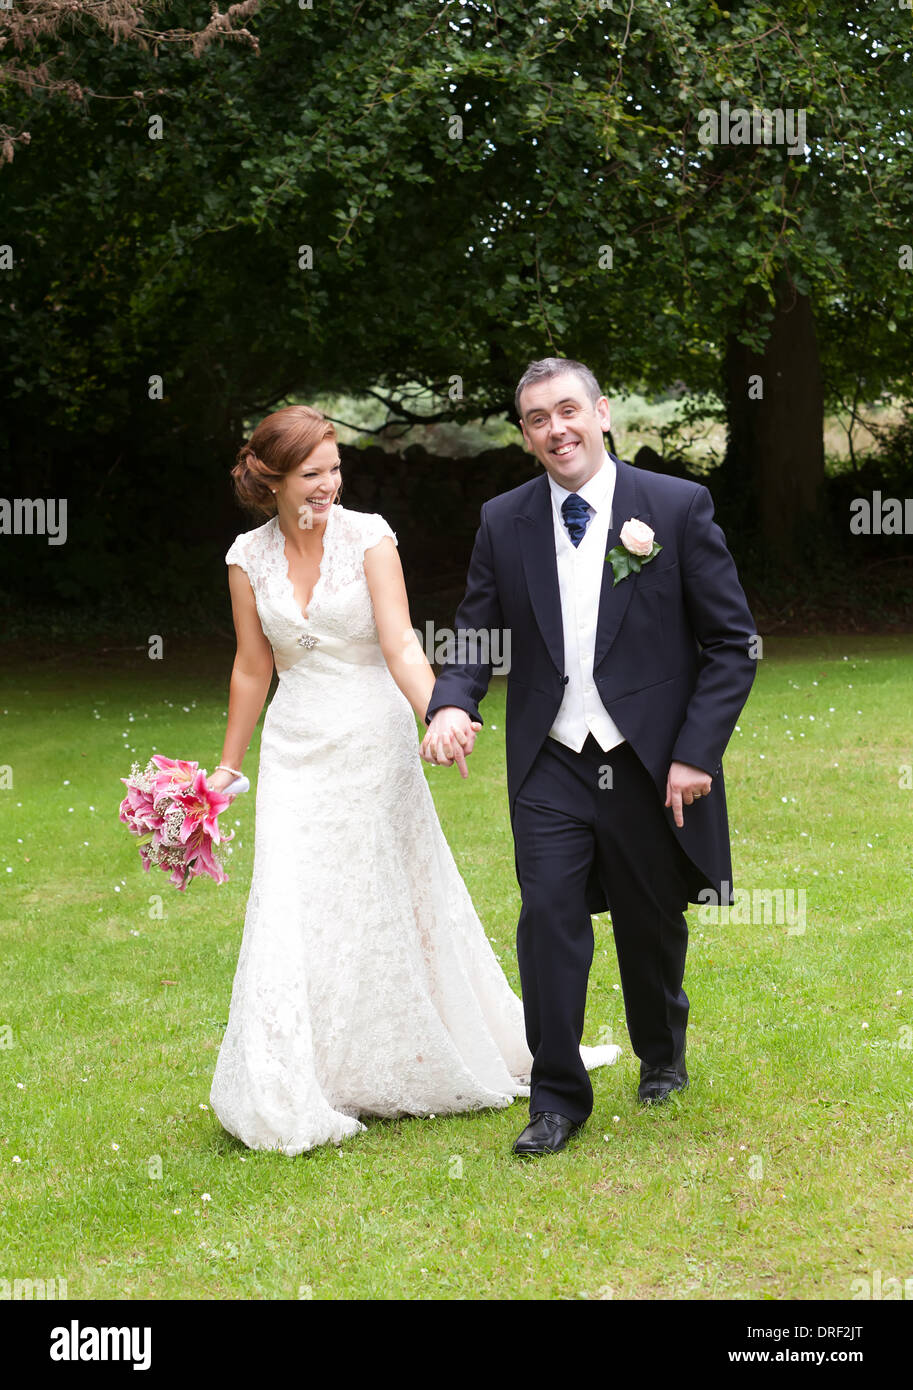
869, 404, 913, 488
4, 2, 912, 433
606, 540, 663, 587
1, 1, 911, 595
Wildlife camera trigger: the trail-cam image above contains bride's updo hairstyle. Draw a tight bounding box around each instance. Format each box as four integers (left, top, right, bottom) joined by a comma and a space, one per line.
231, 405, 338, 517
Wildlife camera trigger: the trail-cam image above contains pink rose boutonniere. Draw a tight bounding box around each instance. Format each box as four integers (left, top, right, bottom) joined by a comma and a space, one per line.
606, 518, 662, 587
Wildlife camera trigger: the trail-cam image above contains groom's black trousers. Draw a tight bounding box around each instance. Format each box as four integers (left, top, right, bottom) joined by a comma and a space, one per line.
513, 735, 692, 1123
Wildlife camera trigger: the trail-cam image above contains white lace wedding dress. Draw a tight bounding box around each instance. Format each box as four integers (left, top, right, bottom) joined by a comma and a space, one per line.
209, 504, 620, 1155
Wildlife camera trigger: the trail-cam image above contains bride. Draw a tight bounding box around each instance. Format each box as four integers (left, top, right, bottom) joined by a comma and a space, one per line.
207, 403, 619, 1155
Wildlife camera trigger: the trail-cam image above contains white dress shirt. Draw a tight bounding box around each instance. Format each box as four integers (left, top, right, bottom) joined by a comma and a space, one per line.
547, 456, 627, 754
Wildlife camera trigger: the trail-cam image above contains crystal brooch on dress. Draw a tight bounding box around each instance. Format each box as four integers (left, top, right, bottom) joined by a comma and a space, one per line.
297, 632, 320, 650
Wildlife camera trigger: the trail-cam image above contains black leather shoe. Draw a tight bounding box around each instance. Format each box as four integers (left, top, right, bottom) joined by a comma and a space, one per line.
638, 1047, 688, 1104
512, 1111, 583, 1157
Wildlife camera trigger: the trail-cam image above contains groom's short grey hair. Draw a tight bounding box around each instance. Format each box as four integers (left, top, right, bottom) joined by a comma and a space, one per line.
514, 357, 603, 419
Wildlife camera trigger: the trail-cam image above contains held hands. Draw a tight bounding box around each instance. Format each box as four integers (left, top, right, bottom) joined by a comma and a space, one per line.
420, 708, 482, 779
665, 760, 712, 829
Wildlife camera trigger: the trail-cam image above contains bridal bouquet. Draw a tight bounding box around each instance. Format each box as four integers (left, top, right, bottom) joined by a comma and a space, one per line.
118, 755, 244, 891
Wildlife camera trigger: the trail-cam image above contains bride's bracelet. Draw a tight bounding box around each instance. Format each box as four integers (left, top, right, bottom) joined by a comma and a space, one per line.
215, 763, 242, 778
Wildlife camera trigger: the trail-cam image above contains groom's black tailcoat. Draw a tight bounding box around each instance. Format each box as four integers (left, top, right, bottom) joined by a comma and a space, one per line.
427, 456, 758, 912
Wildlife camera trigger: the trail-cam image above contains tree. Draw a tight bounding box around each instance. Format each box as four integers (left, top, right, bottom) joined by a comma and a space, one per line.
194, 0, 913, 538
2, 0, 911, 589
0, 0, 259, 165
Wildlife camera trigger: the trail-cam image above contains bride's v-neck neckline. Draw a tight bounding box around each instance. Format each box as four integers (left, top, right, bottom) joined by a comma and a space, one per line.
273, 507, 335, 622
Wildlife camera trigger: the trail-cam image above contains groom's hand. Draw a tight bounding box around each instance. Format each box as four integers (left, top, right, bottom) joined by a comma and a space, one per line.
421, 708, 482, 779
665, 760, 712, 828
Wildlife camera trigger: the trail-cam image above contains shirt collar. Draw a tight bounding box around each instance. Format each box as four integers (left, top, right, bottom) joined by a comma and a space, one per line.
548, 453, 615, 512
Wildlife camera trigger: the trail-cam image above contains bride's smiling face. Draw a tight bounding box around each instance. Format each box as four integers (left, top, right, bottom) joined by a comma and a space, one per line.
276, 439, 342, 529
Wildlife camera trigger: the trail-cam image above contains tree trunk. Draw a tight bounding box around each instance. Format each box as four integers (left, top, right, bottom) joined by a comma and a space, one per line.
723, 275, 825, 545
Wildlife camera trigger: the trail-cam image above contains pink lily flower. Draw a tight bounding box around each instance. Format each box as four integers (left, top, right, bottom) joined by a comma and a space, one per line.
181, 820, 229, 885
121, 755, 236, 890
172, 769, 234, 845
118, 783, 160, 833
150, 755, 200, 798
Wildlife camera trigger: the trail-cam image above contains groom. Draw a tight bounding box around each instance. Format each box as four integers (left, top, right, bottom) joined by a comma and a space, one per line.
422, 357, 757, 1157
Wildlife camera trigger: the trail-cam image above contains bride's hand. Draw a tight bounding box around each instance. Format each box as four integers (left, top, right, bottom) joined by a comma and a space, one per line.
207, 767, 238, 792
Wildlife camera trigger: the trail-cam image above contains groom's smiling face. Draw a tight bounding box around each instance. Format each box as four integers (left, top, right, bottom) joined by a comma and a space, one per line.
518, 372, 611, 492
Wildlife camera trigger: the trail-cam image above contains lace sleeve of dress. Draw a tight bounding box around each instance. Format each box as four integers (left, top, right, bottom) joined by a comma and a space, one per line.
225, 535, 249, 573
361, 513, 398, 555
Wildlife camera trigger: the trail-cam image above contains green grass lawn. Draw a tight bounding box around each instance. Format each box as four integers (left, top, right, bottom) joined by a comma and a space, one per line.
1, 634, 911, 1300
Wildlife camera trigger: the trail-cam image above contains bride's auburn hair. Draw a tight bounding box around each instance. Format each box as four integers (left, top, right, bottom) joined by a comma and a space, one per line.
232, 405, 338, 517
